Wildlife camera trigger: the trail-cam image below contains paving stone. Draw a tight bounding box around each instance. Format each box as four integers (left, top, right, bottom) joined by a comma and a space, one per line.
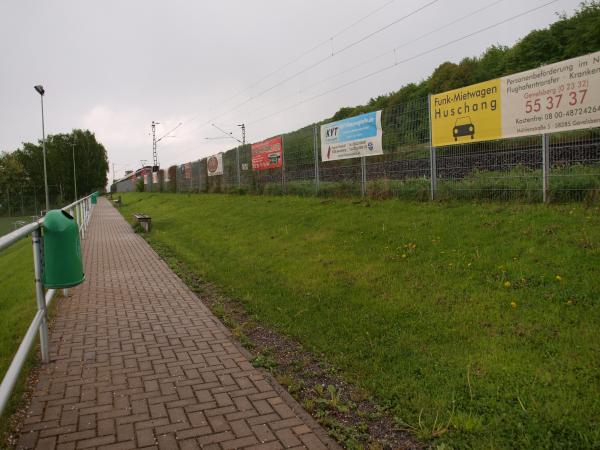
12, 198, 335, 449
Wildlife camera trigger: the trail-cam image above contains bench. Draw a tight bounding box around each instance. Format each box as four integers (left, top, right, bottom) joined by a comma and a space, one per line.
133, 213, 152, 232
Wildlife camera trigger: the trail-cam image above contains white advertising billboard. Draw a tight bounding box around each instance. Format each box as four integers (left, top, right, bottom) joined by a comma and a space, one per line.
501, 51, 600, 138
321, 110, 383, 161
207, 153, 224, 176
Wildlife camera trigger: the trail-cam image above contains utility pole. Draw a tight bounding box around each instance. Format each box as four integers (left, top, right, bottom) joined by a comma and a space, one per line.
71, 135, 78, 200
150, 120, 181, 173
238, 123, 246, 145
236, 124, 246, 188
152, 121, 159, 171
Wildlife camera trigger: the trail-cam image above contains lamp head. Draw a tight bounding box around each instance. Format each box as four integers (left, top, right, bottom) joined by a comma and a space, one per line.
34, 85, 45, 96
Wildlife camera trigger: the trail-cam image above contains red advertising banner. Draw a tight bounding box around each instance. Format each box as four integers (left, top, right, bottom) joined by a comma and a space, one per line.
252, 136, 283, 171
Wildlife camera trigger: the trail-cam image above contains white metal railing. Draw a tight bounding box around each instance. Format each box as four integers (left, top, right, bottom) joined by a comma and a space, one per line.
0, 193, 96, 417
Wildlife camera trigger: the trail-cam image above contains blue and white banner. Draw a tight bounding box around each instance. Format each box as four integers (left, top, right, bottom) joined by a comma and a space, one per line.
321, 110, 383, 161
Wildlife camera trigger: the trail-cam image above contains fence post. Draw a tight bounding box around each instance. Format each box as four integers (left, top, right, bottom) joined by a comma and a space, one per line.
428, 94, 437, 200
236, 147, 241, 188
32, 229, 49, 364
281, 137, 287, 194
542, 134, 550, 203
313, 124, 320, 195
361, 156, 366, 198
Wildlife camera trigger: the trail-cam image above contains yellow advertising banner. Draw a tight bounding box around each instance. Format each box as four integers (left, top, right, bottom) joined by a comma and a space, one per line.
430, 51, 600, 147
430, 79, 501, 147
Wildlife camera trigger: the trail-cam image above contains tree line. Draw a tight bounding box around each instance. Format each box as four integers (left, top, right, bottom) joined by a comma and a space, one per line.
330, 1, 600, 120
0, 129, 109, 216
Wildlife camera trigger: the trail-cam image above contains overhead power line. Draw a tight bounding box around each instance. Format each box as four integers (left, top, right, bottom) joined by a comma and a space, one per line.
157, 122, 183, 143
197, 0, 441, 130
211, 123, 243, 144
201, 0, 399, 114
162, 0, 401, 162
236, 0, 506, 121
163, 0, 558, 167
247, 0, 560, 126
117, 121, 183, 175
179, 0, 440, 142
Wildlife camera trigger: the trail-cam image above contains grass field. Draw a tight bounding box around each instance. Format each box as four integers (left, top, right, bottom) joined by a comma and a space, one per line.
0, 237, 37, 443
0, 216, 31, 237
118, 192, 600, 449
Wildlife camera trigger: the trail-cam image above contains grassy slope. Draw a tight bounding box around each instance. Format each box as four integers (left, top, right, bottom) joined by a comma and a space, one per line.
0, 239, 36, 442
120, 193, 600, 449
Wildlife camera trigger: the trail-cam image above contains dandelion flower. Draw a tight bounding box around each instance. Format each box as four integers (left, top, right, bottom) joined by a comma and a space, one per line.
511, 301, 517, 309
566, 300, 573, 305
504, 281, 511, 288
555, 275, 563, 282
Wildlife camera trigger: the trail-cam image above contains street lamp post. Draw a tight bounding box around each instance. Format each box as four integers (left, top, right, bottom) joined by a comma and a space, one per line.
71, 135, 78, 200
34, 85, 49, 211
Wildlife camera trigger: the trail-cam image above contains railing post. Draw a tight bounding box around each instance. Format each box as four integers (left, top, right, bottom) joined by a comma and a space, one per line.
428, 94, 437, 200
81, 200, 86, 240
32, 229, 49, 363
314, 124, 320, 195
542, 134, 550, 203
63, 205, 76, 299
75, 203, 80, 238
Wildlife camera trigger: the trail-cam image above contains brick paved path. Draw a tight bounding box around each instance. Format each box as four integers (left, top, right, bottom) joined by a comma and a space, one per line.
16, 198, 337, 450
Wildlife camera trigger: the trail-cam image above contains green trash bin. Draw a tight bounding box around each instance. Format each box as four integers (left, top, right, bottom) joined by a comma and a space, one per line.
91, 193, 97, 204
42, 210, 85, 288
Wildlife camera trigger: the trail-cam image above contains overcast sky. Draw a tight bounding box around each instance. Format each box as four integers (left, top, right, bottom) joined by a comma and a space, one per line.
0, 0, 584, 180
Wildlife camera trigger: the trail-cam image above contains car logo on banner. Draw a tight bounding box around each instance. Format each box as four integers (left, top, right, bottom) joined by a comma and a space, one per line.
453, 116, 475, 141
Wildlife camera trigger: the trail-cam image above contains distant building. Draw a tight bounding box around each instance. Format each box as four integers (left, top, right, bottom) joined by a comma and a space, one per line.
112, 166, 156, 192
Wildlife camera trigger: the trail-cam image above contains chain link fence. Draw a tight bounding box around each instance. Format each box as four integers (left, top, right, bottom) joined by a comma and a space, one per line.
0, 184, 75, 218
113, 96, 600, 203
